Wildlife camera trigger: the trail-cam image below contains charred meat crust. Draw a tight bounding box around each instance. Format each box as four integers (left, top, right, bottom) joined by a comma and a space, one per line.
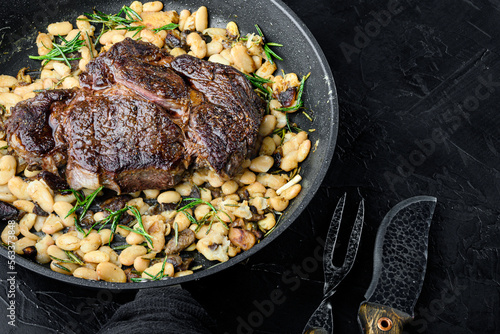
6, 39, 265, 194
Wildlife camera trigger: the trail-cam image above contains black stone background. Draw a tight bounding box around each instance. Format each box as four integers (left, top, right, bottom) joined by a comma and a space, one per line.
1, 0, 500, 333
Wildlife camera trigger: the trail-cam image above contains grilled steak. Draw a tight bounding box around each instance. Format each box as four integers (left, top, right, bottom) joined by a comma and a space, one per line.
5, 38, 264, 193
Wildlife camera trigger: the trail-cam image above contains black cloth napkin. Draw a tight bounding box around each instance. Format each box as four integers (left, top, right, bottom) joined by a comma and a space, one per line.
98, 286, 215, 334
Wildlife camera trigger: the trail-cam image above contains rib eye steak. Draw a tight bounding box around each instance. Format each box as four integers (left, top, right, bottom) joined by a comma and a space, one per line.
6, 38, 265, 193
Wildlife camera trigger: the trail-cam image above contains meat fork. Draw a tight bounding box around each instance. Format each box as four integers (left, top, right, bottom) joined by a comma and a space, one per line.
303, 193, 364, 334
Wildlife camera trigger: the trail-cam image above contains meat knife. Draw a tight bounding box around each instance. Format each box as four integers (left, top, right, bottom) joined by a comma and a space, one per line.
358, 196, 437, 334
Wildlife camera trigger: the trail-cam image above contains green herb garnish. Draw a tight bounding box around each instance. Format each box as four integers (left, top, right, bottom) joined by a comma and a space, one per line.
79, 6, 143, 43
64, 186, 103, 223
130, 256, 170, 282
244, 73, 273, 100
254, 24, 283, 65
264, 211, 282, 237
29, 32, 84, 68
52, 262, 71, 272
276, 73, 310, 113
177, 198, 230, 233
153, 23, 179, 32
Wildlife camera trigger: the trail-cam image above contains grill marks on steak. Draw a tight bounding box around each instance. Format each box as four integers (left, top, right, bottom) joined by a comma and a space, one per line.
61, 89, 186, 193
80, 39, 190, 119
6, 89, 75, 173
5, 38, 264, 193
171, 55, 264, 176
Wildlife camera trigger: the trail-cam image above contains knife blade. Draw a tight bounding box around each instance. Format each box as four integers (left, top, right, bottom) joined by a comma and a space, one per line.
358, 196, 437, 334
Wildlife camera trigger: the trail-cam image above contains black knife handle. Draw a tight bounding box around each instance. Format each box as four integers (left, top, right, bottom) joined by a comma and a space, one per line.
358, 302, 412, 334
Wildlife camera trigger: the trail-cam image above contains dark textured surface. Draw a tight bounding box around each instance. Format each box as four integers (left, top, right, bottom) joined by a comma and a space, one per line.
1, 0, 500, 333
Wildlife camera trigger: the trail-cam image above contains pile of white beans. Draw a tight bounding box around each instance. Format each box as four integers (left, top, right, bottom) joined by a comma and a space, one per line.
0, 1, 312, 282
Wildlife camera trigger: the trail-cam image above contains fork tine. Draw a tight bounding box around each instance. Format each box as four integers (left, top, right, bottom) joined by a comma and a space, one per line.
339, 200, 364, 274
323, 197, 364, 295
323, 193, 346, 281
303, 196, 365, 334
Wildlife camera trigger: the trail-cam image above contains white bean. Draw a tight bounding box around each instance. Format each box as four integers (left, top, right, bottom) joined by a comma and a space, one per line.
12, 200, 35, 213
96, 262, 127, 282
143, 1, 163, 12
260, 137, 276, 156
1, 222, 19, 244
280, 151, 299, 172
206, 41, 223, 57
221, 181, 238, 195
142, 261, 174, 279
50, 261, 79, 275
297, 140, 311, 162
270, 196, 289, 211
0, 93, 22, 107
258, 213, 276, 231
14, 237, 37, 254
170, 47, 187, 57
8, 177, 29, 200
42, 214, 64, 234
47, 21, 73, 36
62, 77, 80, 89
186, 32, 207, 59
83, 250, 110, 263
99, 229, 113, 245
281, 184, 302, 200
143, 189, 160, 199
73, 267, 98, 280
53, 62, 71, 77
207, 170, 223, 188
27, 180, 54, 213
119, 245, 147, 266
231, 44, 255, 73
249, 156, 274, 173
53, 201, 76, 227
0, 155, 16, 185
237, 170, 256, 185
158, 190, 181, 204
173, 210, 192, 232
259, 115, 277, 137
179, 10, 191, 31
80, 233, 102, 253
76, 15, 95, 36
195, 6, 208, 32
19, 213, 39, 241
55, 234, 80, 251
35, 234, 54, 264
0, 75, 18, 88
255, 60, 277, 79
208, 54, 230, 65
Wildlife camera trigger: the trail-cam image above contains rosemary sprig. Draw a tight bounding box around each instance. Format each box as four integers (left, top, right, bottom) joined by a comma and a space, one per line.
74, 217, 85, 234
276, 73, 310, 113
264, 211, 283, 237
65, 186, 103, 222
177, 198, 230, 232
52, 262, 71, 272
117, 224, 153, 246
79, 6, 143, 43
153, 23, 179, 32
0, 145, 8, 150
112, 242, 147, 251
130, 256, 170, 282
29, 32, 84, 68
49, 251, 83, 265
244, 73, 273, 100
128, 206, 153, 246
255, 24, 283, 65
66, 251, 84, 265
